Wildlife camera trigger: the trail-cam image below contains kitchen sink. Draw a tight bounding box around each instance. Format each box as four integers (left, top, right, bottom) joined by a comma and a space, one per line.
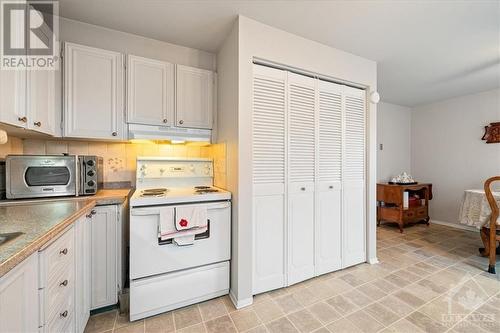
0, 232, 24, 246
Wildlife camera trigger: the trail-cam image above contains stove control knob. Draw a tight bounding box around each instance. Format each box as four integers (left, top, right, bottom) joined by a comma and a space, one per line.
204, 169, 210, 175
86, 160, 95, 167
87, 170, 95, 177
189, 165, 195, 172
159, 168, 165, 174
87, 180, 95, 187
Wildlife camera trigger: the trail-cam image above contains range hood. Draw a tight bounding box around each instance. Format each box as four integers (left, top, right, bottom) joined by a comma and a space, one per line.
128, 124, 212, 143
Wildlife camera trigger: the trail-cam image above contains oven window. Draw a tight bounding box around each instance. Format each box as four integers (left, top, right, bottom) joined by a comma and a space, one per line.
25, 167, 71, 186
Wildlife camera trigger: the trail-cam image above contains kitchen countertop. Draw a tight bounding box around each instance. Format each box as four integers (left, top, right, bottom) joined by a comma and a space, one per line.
0, 189, 131, 278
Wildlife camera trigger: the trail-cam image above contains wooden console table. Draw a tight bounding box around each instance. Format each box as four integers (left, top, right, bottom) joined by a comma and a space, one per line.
377, 183, 433, 232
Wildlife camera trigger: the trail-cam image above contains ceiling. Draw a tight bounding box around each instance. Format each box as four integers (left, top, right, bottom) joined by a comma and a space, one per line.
58, 0, 500, 107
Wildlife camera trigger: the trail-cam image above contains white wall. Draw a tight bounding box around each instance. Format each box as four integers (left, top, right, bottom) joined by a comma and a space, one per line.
377, 102, 412, 182
218, 16, 378, 306
411, 88, 500, 225
60, 18, 216, 71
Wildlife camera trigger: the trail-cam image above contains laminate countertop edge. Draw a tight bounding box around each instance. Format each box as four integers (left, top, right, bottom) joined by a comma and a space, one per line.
0, 189, 131, 278
0, 200, 95, 278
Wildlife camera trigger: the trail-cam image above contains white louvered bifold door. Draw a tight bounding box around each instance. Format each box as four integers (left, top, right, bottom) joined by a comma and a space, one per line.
342, 86, 367, 268
252, 65, 287, 294
287, 72, 316, 286
315, 80, 343, 275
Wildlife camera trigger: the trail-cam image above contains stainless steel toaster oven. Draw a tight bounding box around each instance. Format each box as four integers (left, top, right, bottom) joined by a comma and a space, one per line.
5, 155, 103, 199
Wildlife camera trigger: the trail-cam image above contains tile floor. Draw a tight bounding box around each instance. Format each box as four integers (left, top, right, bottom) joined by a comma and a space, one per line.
85, 223, 500, 333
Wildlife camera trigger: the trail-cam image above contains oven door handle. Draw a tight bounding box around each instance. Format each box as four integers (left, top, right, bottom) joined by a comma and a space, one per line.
131, 201, 230, 216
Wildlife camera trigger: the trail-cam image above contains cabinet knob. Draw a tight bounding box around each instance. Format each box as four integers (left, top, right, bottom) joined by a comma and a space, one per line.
112, 132, 117, 136
60, 279, 68, 287
18, 116, 27, 123
33, 121, 41, 127
91, 209, 96, 215
60, 310, 68, 318
163, 119, 168, 123
329, 185, 334, 189
59, 248, 68, 255
179, 120, 184, 125
300, 187, 306, 191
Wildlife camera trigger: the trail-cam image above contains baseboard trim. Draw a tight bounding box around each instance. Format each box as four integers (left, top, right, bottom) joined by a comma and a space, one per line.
431, 220, 478, 232
229, 290, 253, 309
367, 257, 379, 264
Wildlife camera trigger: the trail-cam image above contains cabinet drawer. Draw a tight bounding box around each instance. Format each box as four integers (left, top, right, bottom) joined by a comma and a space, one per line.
44, 294, 74, 333
415, 207, 427, 218
44, 265, 74, 323
39, 227, 75, 289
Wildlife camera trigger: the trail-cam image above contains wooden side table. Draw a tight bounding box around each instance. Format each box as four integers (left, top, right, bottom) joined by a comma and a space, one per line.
377, 183, 433, 233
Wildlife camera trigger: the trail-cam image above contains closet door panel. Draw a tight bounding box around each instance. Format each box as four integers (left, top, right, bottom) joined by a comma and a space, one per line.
316, 80, 343, 275
342, 87, 366, 268
252, 65, 286, 293
287, 73, 315, 285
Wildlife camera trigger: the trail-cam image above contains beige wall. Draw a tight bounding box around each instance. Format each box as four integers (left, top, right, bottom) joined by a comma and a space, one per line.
14, 138, 226, 187
411, 88, 500, 225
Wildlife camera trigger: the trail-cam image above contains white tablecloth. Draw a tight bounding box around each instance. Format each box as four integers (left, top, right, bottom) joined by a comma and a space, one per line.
459, 190, 500, 229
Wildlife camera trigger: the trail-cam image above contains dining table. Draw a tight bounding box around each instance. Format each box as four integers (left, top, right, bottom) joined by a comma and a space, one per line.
459, 189, 500, 229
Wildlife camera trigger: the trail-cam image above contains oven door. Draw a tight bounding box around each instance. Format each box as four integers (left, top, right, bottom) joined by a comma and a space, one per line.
130, 201, 231, 280
6, 155, 77, 199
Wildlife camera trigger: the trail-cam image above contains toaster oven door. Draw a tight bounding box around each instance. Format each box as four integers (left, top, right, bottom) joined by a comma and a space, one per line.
6, 156, 77, 199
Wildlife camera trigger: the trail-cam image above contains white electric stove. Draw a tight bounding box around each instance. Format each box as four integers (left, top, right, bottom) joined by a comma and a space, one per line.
129, 157, 231, 321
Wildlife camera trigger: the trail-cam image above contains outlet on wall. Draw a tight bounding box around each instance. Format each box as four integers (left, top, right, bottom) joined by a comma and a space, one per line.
379, 143, 384, 151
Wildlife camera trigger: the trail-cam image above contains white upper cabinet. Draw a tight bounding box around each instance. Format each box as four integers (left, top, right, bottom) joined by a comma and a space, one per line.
0, 69, 26, 127
175, 65, 213, 129
64, 42, 124, 140
27, 69, 59, 135
127, 55, 174, 126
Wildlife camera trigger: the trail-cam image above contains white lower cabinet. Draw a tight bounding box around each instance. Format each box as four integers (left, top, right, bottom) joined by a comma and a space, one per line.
75, 214, 91, 333
90, 205, 119, 310
0, 253, 39, 333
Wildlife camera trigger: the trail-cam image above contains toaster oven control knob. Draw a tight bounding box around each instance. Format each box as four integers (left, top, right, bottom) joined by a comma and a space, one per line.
87, 170, 95, 177
86, 160, 95, 167
87, 180, 95, 187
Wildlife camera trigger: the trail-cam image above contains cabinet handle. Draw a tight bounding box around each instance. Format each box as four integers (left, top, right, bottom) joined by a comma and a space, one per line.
60, 248, 68, 255
18, 116, 27, 123
112, 132, 117, 136
163, 119, 168, 123
300, 187, 306, 191
33, 121, 41, 127
179, 120, 184, 125
60, 310, 68, 318
59, 279, 68, 287
86, 213, 93, 218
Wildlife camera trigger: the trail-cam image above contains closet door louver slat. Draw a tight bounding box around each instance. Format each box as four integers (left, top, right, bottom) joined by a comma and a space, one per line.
343, 94, 365, 181
288, 81, 315, 183
318, 86, 342, 182
252, 75, 286, 185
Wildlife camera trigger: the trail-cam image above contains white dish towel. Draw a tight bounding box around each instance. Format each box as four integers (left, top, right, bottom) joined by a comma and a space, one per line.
173, 206, 208, 246
158, 207, 175, 241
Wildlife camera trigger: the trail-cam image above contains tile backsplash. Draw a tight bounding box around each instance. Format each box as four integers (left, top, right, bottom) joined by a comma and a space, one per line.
7, 138, 227, 188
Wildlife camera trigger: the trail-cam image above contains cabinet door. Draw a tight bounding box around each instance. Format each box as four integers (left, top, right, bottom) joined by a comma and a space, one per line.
75, 215, 91, 332
90, 205, 118, 309
0, 68, 27, 128
287, 73, 316, 285
64, 42, 124, 140
316, 80, 343, 275
27, 69, 58, 135
0, 253, 39, 333
342, 87, 366, 268
175, 65, 213, 129
252, 65, 286, 293
127, 55, 174, 126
